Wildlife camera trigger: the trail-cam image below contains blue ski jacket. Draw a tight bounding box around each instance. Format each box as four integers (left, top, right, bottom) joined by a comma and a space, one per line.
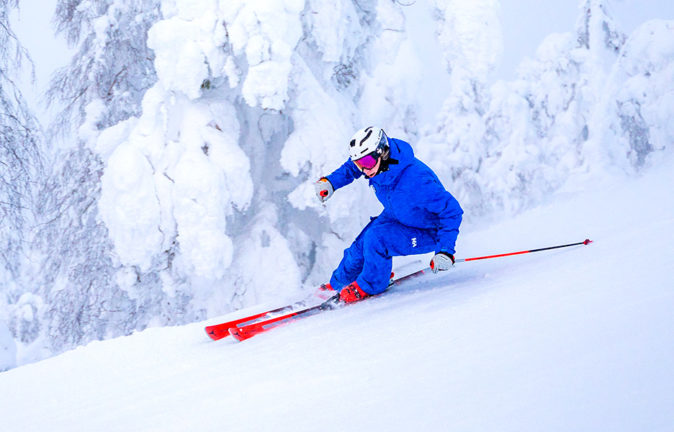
326, 137, 463, 256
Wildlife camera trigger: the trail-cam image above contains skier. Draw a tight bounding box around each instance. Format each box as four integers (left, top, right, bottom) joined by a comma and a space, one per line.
315, 126, 463, 303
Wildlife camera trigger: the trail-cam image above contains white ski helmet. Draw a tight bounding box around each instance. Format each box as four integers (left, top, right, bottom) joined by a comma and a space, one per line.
348, 126, 389, 162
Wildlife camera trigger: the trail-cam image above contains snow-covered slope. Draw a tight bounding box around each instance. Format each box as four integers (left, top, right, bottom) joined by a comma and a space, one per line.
1, 161, 673, 431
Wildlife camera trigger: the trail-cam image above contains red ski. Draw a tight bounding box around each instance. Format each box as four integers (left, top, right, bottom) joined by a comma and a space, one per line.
227, 269, 432, 341
228, 299, 337, 341
206, 269, 427, 341
205, 311, 271, 341
205, 300, 311, 341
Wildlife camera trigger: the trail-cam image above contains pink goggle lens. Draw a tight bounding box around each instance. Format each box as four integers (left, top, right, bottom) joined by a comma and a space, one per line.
354, 154, 379, 170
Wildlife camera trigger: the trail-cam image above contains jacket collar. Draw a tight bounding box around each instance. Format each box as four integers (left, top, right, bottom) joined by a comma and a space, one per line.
369, 138, 413, 188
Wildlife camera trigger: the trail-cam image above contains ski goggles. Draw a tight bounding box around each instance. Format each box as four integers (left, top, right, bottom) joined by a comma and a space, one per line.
353, 153, 380, 171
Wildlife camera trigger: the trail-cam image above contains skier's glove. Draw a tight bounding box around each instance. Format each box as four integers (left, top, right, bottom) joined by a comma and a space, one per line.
315, 178, 334, 203
430, 252, 455, 273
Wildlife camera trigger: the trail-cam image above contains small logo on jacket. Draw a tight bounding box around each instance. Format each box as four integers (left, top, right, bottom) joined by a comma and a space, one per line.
411, 237, 417, 248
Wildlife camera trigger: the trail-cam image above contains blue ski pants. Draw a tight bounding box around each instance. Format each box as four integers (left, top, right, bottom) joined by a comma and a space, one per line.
329, 215, 439, 295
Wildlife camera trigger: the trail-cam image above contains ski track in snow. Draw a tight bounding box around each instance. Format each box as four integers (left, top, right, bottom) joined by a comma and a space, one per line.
1, 163, 673, 431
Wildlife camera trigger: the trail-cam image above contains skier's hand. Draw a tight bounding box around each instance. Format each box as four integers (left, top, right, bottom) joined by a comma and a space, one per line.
315, 178, 334, 203
430, 252, 455, 273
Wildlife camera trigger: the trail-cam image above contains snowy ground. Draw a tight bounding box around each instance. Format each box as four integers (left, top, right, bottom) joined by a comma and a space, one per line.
1, 161, 673, 431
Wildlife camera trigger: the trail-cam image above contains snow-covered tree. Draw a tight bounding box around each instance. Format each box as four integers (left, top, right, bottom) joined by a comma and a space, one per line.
48, 0, 161, 134
416, 0, 502, 215
7, 0, 430, 367
0, 0, 40, 275
0, 0, 42, 365
17, 0, 164, 359
590, 19, 674, 170
420, 0, 634, 218
93, 0, 431, 318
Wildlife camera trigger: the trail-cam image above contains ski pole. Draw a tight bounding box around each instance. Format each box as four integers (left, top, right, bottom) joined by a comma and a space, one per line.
391, 238, 592, 284
454, 238, 593, 263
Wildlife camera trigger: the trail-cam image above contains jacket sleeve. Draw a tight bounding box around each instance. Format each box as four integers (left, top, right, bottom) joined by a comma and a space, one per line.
325, 159, 362, 190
